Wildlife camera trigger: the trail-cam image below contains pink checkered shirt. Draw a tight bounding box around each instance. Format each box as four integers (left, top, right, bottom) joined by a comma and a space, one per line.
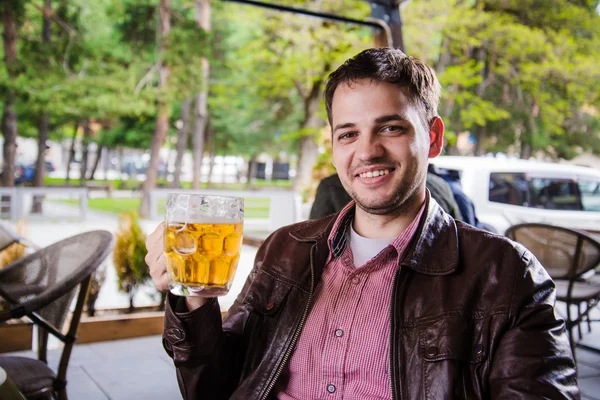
275, 200, 425, 400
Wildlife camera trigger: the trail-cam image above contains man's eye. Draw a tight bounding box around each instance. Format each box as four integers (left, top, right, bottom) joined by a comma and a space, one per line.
338, 132, 357, 140
382, 125, 403, 133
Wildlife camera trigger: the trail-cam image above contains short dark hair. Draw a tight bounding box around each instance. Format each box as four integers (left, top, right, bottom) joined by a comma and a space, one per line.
324, 48, 442, 128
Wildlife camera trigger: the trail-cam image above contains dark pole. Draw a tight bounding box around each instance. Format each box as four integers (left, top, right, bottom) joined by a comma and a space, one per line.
221, 0, 383, 30
368, 0, 406, 50
219, 0, 398, 48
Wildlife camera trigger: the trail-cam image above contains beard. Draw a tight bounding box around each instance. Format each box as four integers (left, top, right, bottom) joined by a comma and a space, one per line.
343, 163, 426, 217
352, 180, 421, 216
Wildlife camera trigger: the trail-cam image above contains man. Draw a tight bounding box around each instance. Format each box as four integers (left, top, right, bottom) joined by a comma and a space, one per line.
145, 48, 578, 399
309, 172, 462, 220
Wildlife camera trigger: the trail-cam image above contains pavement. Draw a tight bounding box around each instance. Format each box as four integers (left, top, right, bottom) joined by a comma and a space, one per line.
5, 328, 600, 400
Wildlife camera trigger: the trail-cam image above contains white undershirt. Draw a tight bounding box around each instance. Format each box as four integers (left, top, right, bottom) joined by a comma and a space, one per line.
349, 224, 396, 268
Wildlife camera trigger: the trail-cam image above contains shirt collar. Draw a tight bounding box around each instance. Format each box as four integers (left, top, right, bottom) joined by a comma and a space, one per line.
327, 200, 426, 260
327, 201, 356, 258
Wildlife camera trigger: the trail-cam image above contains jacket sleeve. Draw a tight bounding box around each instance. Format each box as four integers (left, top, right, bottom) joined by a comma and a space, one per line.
162, 265, 259, 400
488, 251, 579, 399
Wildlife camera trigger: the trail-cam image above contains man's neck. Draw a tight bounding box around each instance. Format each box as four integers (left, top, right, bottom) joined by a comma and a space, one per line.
353, 194, 425, 239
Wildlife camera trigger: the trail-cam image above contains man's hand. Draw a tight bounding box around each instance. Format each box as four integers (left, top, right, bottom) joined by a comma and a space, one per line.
145, 222, 169, 291
145, 222, 209, 311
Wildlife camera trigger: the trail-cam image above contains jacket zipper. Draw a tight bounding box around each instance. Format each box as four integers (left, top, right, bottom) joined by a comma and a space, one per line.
389, 270, 400, 400
260, 246, 316, 400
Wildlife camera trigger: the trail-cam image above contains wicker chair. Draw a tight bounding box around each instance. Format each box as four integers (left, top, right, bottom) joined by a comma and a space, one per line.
0, 230, 114, 400
505, 223, 600, 354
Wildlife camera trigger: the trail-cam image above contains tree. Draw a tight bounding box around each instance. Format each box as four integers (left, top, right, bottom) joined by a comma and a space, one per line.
139, 0, 171, 217
206, 0, 372, 192
0, 1, 24, 188
172, 98, 191, 187
31, 0, 52, 213
402, 0, 600, 159
243, 1, 372, 193
114, 212, 150, 312
191, 0, 210, 190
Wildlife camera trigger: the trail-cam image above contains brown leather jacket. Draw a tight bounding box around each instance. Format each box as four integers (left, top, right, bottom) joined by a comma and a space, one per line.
163, 198, 579, 400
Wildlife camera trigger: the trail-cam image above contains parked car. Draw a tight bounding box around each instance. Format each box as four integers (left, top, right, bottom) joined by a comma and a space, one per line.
429, 156, 600, 235
14, 161, 56, 185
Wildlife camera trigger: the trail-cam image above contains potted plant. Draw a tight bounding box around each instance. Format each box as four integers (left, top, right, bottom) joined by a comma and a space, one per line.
113, 212, 150, 313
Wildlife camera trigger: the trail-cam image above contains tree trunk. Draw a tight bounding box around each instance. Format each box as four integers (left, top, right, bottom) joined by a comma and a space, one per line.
473, 125, 486, 156
89, 144, 104, 180
65, 121, 79, 184
205, 119, 215, 188
172, 98, 191, 188
1, 4, 19, 189
31, 116, 49, 213
520, 101, 540, 159
79, 120, 92, 187
31, 0, 52, 213
103, 148, 110, 182
117, 147, 125, 189
140, 0, 171, 218
520, 143, 532, 160
245, 155, 257, 189
33, 115, 49, 186
472, 47, 488, 156
1, 95, 17, 188
293, 91, 323, 192
191, 0, 211, 190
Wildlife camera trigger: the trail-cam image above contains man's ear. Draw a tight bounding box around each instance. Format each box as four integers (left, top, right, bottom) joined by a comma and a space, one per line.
428, 116, 444, 158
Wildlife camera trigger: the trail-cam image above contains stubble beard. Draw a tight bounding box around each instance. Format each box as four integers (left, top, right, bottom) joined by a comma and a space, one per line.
348, 176, 422, 217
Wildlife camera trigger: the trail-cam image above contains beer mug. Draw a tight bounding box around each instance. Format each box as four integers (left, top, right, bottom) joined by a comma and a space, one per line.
164, 193, 244, 297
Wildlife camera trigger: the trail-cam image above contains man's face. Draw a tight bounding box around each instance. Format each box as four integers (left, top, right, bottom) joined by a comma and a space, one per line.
331, 79, 443, 215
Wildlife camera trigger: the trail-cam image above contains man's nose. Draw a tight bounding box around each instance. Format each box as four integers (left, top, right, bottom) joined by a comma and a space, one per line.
356, 135, 385, 161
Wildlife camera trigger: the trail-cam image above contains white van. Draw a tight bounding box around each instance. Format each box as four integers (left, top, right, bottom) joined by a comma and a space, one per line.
429, 156, 600, 235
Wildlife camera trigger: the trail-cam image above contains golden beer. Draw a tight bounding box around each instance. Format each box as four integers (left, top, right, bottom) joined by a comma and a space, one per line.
164, 220, 243, 296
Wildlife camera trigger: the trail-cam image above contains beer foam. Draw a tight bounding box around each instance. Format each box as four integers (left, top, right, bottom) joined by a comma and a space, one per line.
169, 217, 243, 225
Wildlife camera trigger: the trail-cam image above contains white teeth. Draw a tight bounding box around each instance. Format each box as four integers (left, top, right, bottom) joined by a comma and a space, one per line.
359, 169, 390, 178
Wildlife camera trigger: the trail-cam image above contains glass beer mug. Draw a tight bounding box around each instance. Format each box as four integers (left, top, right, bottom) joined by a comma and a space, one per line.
164, 194, 244, 297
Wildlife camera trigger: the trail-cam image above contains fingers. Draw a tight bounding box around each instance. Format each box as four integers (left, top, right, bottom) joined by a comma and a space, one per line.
145, 222, 165, 250
148, 253, 169, 292
145, 222, 169, 292
150, 254, 169, 292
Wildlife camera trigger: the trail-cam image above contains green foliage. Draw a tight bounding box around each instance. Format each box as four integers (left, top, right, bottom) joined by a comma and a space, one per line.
3, 0, 599, 194
403, 0, 600, 159
113, 212, 150, 311
208, 0, 371, 161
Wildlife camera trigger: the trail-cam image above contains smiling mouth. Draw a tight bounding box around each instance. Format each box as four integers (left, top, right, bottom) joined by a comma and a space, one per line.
357, 169, 393, 178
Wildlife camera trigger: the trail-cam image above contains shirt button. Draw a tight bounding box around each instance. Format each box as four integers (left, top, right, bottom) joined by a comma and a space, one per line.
327, 384, 336, 393
351, 276, 360, 285
334, 329, 344, 338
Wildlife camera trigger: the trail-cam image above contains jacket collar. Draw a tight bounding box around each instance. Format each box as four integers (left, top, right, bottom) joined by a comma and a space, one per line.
289, 192, 459, 276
